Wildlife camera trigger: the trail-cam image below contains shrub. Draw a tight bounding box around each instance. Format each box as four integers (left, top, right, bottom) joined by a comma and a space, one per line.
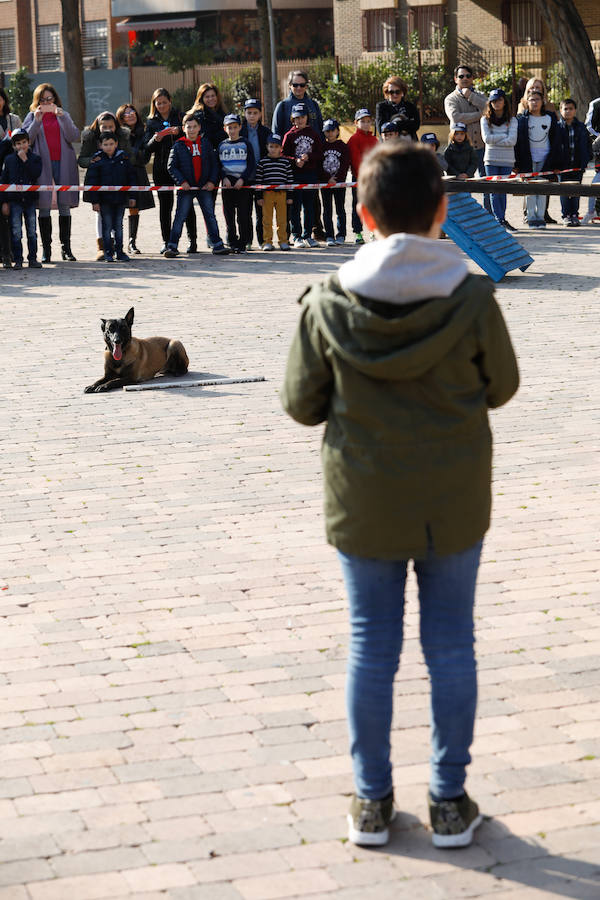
474, 63, 525, 107
546, 62, 571, 108
229, 66, 261, 113
7, 67, 33, 121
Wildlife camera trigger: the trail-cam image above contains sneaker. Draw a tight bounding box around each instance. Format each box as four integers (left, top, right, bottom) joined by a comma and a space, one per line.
570, 215, 580, 227
581, 211, 594, 225
429, 792, 483, 848
347, 792, 395, 847
246, 243, 253, 251
561, 216, 572, 227
186, 242, 198, 254
13, 260, 23, 269
159, 244, 167, 254
116, 251, 130, 261
335, 236, 346, 245
355, 233, 365, 244
306, 237, 319, 248
325, 237, 336, 247
212, 245, 230, 256
279, 242, 290, 251
103, 253, 114, 262
294, 238, 308, 248
290, 235, 301, 246
28, 260, 43, 268
164, 248, 179, 258
501, 220, 517, 232
262, 243, 274, 251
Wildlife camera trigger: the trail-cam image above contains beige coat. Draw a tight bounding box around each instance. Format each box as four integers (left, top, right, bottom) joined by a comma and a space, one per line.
444, 87, 487, 150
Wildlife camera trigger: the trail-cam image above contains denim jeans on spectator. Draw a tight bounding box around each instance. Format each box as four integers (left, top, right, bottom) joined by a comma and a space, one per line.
476, 148, 492, 213
290, 178, 317, 240
558, 171, 583, 218
321, 187, 347, 239
338, 539, 482, 801
99, 204, 125, 255
168, 189, 225, 251
485, 165, 512, 221
9, 202, 37, 262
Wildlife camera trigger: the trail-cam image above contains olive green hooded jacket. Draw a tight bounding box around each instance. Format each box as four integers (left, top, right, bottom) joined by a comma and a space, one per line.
281, 233, 519, 559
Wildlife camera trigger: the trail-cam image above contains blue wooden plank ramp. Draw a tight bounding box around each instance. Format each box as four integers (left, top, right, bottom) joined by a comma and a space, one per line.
443, 193, 533, 282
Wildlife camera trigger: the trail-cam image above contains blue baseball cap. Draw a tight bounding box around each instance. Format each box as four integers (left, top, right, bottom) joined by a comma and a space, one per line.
381, 121, 400, 133
420, 131, 439, 145
323, 118, 339, 131
244, 98, 261, 110
291, 103, 308, 118
354, 108, 371, 121
453, 122, 468, 132
267, 133, 282, 144
223, 113, 241, 125
488, 88, 506, 102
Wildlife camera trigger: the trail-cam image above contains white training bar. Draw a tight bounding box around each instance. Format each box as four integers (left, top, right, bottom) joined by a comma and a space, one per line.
124, 376, 266, 392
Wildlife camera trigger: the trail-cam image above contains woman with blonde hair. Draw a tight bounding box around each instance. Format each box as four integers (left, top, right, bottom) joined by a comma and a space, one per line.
22, 82, 80, 262
517, 77, 558, 223
376, 76, 420, 139
189, 82, 227, 150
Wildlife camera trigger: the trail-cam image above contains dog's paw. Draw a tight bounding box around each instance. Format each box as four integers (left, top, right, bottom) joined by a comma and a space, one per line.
83, 385, 96, 393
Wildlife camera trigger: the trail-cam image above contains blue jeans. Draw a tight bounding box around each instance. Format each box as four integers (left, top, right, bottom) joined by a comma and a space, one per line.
321, 188, 346, 239
476, 148, 491, 212
9, 203, 37, 262
558, 171, 583, 218
168, 189, 224, 251
485, 164, 511, 221
100, 204, 125, 256
290, 181, 316, 240
338, 539, 483, 801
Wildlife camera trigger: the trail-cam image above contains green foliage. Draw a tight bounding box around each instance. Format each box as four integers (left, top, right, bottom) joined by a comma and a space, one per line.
7, 67, 33, 121
152, 30, 213, 74
474, 64, 525, 104
546, 62, 571, 107
308, 30, 450, 123
229, 66, 261, 113
172, 86, 197, 116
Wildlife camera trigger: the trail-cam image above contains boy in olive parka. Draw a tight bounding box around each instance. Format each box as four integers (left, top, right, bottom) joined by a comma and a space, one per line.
282, 142, 518, 850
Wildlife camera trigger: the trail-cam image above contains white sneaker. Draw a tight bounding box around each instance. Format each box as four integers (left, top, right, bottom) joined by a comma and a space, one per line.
279, 242, 290, 251
262, 243, 274, 251
325, 237, 336, 247
581, 211, 594, 224
294, 238, 308, 248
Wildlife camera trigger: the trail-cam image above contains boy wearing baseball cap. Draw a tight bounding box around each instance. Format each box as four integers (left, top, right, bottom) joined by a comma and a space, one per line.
217, 113, 256, 252
255, 134, 294, 251
281, 103, 323, 248
320, 119, 350, 246
282, 140, 518, 850
241, 99, 270, 248
347, 109, 377, 243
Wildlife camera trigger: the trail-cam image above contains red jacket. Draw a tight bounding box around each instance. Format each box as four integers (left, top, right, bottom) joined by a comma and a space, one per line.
348, 129, 378, 178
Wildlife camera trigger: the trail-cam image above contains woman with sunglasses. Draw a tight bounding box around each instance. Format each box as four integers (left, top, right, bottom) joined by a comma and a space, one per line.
22, 83, 80, 262
376, 77, 419, 140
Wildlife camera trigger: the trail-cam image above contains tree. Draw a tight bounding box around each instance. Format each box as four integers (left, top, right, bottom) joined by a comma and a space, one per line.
60, 0, 86, 128
531, 0, 600, 108
256, 0, 275, 119
7, 67, 33, 121
152, 30, 212, 91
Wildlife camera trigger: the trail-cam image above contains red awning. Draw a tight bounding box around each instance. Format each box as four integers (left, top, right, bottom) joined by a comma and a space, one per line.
116, 17, 196, 33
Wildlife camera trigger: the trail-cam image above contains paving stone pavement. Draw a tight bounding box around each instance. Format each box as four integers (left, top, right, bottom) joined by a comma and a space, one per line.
0, 188, 599, 899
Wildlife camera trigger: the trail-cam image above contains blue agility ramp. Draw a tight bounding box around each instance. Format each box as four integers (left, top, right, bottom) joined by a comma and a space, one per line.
443, 193, 533, 282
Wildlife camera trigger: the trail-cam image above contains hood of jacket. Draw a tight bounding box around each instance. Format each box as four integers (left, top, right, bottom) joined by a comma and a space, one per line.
305, 233, 484, 381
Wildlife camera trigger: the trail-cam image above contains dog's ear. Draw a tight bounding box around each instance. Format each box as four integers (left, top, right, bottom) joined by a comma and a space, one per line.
100, 318, 107, 333
125, 308, 134, 328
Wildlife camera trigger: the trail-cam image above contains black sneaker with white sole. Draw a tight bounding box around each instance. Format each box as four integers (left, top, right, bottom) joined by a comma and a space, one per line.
429, 791, 482, 848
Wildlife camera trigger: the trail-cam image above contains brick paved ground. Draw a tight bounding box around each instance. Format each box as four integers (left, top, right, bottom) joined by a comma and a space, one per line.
0, 187, 599, 899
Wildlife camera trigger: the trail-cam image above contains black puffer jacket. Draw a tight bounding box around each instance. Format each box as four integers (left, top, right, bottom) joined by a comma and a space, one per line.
143, 110, 183, 185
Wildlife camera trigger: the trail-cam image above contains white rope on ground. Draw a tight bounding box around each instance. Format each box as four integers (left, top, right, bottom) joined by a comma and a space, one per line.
123, 376, 266, 392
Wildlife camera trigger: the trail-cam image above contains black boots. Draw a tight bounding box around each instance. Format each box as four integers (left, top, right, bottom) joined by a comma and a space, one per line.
38, 216, 52, 263
59, 215, 76, 261
128, 215, 141, 254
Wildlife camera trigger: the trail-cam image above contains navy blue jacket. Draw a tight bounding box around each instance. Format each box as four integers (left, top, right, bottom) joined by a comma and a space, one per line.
271, 93, 324, 142
0, 148, 43, 206
514, 111, 561, 174
556, 117, 592, 171
83, 149, 137, 206
167, 136, 218, 188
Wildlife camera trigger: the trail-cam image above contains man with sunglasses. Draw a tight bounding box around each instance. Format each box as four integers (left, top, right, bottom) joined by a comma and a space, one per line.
271, 71, 323, 144
444, 65, 491, 210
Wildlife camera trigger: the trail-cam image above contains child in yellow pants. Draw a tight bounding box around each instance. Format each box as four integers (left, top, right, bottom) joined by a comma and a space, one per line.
255, 134, 293, 250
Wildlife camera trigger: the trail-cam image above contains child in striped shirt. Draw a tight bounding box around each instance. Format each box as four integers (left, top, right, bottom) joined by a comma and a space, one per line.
255, 133, 294, 251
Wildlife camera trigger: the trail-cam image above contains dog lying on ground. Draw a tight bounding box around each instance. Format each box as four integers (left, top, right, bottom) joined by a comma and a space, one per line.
84, 307, 189, 393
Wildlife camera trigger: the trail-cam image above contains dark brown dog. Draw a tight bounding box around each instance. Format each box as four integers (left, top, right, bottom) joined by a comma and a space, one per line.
84, 307, 189, 393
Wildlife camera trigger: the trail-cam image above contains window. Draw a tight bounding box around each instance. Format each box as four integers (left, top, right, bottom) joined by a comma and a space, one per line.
0, 28, 16, 73
82, 19, 109, 68
502, 0, 543, 46
408, 5, 445, 50
362, 9, 397, 52
37, 24, 61, 71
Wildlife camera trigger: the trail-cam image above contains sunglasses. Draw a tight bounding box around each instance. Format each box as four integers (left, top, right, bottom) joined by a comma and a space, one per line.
386, 89, 402, 95
457, 74, 472, 80
291, 83, 307, 88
